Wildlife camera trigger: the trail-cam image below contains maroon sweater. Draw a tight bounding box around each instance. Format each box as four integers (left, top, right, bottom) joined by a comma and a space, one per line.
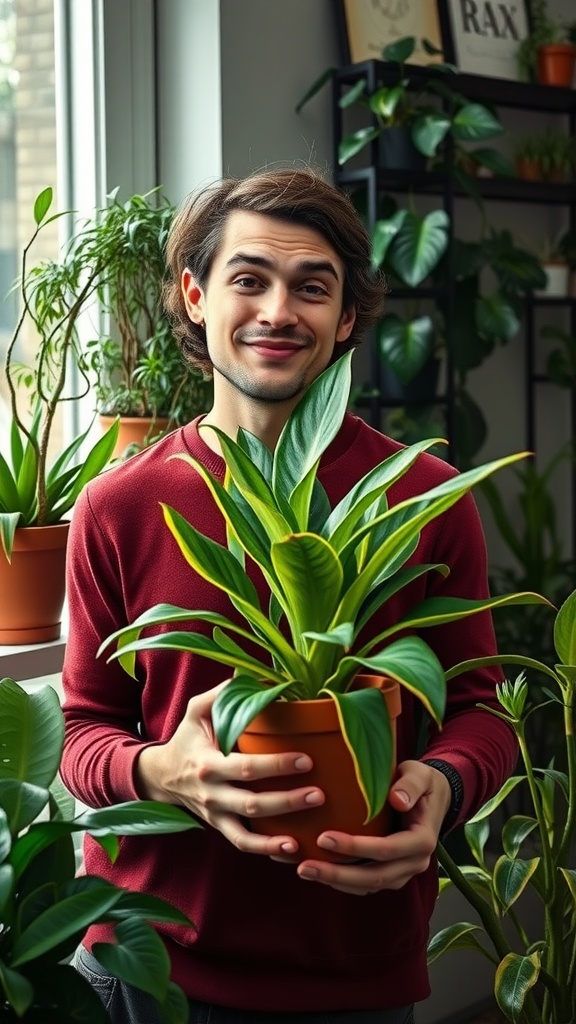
61, 412, 517, 1012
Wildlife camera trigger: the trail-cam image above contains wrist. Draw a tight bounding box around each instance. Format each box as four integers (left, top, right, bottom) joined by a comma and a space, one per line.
422, 758, 463, 834
134, 744, 166, 801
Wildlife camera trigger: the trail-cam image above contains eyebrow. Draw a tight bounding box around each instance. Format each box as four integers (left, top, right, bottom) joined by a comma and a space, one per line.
226, 252, 341, 282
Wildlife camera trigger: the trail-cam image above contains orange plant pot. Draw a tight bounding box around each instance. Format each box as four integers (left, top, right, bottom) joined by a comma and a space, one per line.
0, 523, 70, 645
99, 416, 171, 459
537, 44, 576, 87
237, 676, 402, 862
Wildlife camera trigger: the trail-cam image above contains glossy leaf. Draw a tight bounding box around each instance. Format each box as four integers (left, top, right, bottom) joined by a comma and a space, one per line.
427, 922, 488, 965
467, 777, 526, 823
371, 210, 407, 269
495, 952, 540, 1022
493, 855, 539, 912
378, 313, 435, 383
329, 687, 394, 820
338, 126, 380, 164
336, 635, 446, 726
412, 110, 451, 157
93, 918, 173, 1003
271, 533, 343, 642
389, 209, 449, 287
554, 588, 576, 666
212, 675, 293, 755
33, 186, 53, 225
11, 888, 124, 965
0, 678, 63, 790
452, 103, 503, 141
274, 351, 352, 500
463, 817, 490, 868
501, 815, 538, 859
0, 962, 34, 1017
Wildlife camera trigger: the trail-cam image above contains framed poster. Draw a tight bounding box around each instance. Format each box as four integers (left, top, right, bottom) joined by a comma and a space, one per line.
336, 0, 445, 66
437, 0, 531, 80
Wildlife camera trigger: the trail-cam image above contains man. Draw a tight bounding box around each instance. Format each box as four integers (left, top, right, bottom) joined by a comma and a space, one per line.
62, 166, 516, 1024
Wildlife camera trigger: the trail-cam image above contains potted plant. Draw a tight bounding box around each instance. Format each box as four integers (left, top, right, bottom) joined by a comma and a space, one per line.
428, 584, 576, 1024
537, 127, 575, 183
0, 187, 119, 645
80, 189, 212, 458
514, 134, 543, 181
517, 1, 576, 86
480, 448, 575, 776
100, 351, 549, 862
0, 675, 199, 1022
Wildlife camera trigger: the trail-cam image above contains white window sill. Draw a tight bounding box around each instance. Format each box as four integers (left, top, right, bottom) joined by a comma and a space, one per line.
0, 634, 67, 682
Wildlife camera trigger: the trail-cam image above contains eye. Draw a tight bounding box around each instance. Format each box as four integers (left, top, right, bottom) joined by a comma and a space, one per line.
298, 282, 329, 297
234, 275, 261, 289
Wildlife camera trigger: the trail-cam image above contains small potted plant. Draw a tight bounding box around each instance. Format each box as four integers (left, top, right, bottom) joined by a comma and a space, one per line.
80, 189, 213, 458
517, 1, 576, 86
297, 36, 504, 173
0, 675, 199, 1022
101, 351, 549, 862
514, 134, 543, 181
428, 584, 576, 1024
0, 188, 119, 645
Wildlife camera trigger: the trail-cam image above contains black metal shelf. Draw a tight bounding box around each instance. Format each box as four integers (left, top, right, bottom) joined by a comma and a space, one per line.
332, 58, 576, 519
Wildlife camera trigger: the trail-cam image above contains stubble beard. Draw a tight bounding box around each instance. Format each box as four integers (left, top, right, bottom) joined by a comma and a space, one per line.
210, 357, 308, 404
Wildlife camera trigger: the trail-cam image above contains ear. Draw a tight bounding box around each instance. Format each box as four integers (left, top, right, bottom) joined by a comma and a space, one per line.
182, 268, 206, 324
335, 305, 356, 344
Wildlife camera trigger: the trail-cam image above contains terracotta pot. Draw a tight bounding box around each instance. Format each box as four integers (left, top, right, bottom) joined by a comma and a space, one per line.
0, 523, 70, 645
516, 158, 542, 182
537, 44, 576, 87
237, 676, 402, 862
99, 415, 171, 459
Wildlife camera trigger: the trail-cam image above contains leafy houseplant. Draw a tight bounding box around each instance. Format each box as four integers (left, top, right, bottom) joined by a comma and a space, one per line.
101, 351, 547, 852
0, 187, 119, 644
428, 586, 576, 1024
0, 676, 199, 1023
332, 36, 503, 171
0, 187, 119, 562
80, 189, 212, 450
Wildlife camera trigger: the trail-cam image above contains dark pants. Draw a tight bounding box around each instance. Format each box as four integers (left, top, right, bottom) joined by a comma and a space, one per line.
73, 946, 415, 1024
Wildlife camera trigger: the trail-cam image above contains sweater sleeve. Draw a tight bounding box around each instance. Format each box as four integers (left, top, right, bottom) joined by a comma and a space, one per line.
417, 489, 518, 826
60, 487, 151, 807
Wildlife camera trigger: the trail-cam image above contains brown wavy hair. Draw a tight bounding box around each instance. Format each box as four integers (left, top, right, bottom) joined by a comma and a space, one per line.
163, 166, 387, 376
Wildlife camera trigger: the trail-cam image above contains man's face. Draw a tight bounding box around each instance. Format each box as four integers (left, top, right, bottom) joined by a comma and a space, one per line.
182, 210, 356, 405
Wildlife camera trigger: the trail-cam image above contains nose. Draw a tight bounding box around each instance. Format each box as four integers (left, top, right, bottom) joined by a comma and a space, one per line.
256, 284, 298, 328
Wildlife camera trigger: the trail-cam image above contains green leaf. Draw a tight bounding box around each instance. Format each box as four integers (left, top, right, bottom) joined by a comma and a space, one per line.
412, 111, 451, 157
493, 855, 539, 912
212, 675, 293, 755
270, 533, 343, 642
469, 147, 516, 177
495, 952, 540, 1022
93, 918, 172, 1003
274, 351, 352, 500
378, 313, 435, 383
339, 78, 367, 109
0, 962, 34, 1017
0, 779, 50, 836
382, 36, 415, 63
451, 103, 503, 141
295, 67, 335, 113
0, 679, 63, 790
338, 126, 380, 165
11, 887, 124, 965
371, 210, 407, 270
427, 922, 488, 965
74, 800, 199, 837
468, 777, 526, 823
463, 818, 491, 867
341, 635, 445, 727
476, 292, 520, 342
554, 588, 576, 666
329, 687, 394, 821
389, 209, 449, 287
33, 186, 53, 225
501, 815, 538, 859
0, 511, 21, 561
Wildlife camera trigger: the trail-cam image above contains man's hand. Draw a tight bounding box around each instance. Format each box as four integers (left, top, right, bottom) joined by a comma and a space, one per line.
135, 684, 325, 858
295, 759, 453, 895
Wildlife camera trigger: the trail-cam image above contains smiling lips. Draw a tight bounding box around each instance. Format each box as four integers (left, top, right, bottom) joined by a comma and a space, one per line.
248, 340, 305, 360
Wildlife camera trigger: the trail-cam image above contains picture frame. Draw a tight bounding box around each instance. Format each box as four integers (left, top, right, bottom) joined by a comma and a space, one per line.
335, 0, 445, 66
437, 0, 531, 80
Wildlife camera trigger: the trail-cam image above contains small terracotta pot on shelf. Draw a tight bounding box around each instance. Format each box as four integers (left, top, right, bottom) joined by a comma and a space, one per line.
516, 158, 542, 182
537, 44, 576, 88
237, 675, 402, 863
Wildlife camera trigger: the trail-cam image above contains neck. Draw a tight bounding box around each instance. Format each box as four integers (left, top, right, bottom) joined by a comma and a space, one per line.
201, 378, 301, 455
